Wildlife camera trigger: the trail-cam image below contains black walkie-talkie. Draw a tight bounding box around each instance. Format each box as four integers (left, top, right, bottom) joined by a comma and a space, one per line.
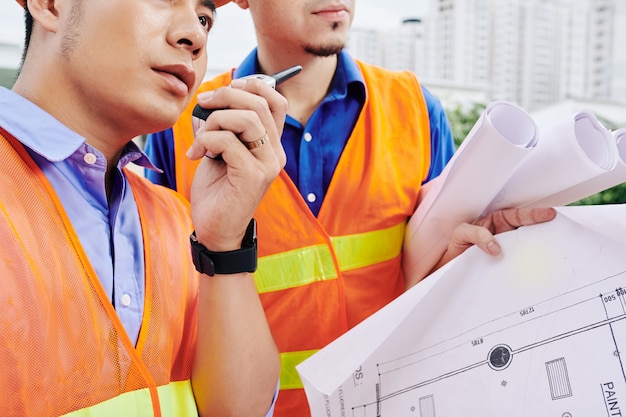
192, 64, 302, 121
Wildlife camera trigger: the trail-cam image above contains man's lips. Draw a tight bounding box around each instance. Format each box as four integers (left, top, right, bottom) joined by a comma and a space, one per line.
313, 3, 349, 21
153, 64, 196, 96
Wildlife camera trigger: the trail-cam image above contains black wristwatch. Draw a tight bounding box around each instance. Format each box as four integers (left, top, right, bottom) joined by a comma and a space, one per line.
190, 218, 257, 276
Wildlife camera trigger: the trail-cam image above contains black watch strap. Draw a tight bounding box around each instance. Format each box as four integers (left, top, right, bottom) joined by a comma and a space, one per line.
190, 218, 257, 276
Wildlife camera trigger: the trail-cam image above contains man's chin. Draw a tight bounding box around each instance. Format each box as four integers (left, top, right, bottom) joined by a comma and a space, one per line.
135, 110, 182, 136
304, 42, 345, 57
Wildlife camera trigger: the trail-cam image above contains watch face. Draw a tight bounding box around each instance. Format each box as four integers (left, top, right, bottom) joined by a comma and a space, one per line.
488, 345, 512, 370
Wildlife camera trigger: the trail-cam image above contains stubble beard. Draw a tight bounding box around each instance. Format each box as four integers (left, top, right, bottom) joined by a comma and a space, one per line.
303, 22, 346, 57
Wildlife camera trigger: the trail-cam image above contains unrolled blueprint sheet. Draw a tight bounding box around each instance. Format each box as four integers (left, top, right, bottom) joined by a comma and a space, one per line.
297, 205, 626, 417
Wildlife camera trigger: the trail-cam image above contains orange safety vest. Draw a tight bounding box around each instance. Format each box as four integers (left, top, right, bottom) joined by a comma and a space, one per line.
172, 61, 431, 417
0, 129, 199, 417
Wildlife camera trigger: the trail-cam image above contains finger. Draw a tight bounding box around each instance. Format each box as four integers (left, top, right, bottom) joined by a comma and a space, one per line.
199, 109, 279, 165
243, 131, 270, 151
491, 207, 556, 232
187, 129, 270, 168
449, 223, 501, 257
196, 85, 285, 166
230, 78, 288, 166
232, 77, 289, 131
523, 207, 557, 223
431, 223, 500, 274
195, 78, 288, 137
199, 79, 284, 137
186, 130, 243, 161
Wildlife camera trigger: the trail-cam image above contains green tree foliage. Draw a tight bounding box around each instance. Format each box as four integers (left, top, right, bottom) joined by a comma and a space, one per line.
444, 102, 626, 205
569, 183, 626, 205
446, 103, 487, 149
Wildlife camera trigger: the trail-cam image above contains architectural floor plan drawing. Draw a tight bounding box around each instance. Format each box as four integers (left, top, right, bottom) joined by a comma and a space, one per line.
355, 271, 626, 416
297, 205, 626, 417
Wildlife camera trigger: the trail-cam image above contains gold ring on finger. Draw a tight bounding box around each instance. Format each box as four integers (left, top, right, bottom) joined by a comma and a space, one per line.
244, 132, 269, 150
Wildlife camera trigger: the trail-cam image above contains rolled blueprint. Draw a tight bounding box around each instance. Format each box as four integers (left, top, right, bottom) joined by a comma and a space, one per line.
483, 110, 618, 213
403, 101, 538, 287
528, 127, 626, 207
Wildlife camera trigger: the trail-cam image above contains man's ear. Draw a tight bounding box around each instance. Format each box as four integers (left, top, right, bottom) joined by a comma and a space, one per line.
26, 0, 63, 33
231, 0, 249, 10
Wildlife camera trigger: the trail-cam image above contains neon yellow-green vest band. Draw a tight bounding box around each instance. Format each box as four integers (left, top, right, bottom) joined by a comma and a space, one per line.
62, 380, 197, 417
254, 222, 405, 294
280, 350, 319, 390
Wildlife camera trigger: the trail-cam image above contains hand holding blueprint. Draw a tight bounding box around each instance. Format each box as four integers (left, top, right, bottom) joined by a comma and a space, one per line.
403, 101, 624, 286
297, 205, 626, 416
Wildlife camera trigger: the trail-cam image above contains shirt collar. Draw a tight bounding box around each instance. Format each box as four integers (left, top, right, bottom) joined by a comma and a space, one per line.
0, 87, 85, 161
339, 50, 365, 86
0, 87, 157, 171
232, 49, 365, 90
328, 50, 365, 101
233, 49, 262, 79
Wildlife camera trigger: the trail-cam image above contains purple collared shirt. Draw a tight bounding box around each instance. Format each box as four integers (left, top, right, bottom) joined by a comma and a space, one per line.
0, 87, 157, 345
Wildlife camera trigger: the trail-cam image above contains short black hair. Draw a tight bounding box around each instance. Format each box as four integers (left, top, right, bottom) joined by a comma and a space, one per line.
19, 7, 34, 69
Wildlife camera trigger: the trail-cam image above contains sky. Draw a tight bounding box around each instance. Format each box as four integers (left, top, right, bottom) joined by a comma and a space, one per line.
204, 0, 427, 72
0, 0, 426, 72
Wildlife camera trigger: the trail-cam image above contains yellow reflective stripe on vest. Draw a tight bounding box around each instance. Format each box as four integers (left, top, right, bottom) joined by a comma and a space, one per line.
331, 222, 405, 270
62, 380, 197, 417
280, 350, 319, 390
255, 223, 405, 294
255, 244, 337, 293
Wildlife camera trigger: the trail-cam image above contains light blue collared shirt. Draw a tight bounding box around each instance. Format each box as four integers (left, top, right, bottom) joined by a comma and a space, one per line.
0, 86, 278, 417
0, 86, 156, 345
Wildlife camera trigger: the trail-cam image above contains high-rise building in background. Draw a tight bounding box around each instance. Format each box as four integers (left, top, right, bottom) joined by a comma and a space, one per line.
346, 27, 384, 68
384, 19, 425, 76
347, 0, 625, 116
613, 0, 626, 100
560, 0, 614, 101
